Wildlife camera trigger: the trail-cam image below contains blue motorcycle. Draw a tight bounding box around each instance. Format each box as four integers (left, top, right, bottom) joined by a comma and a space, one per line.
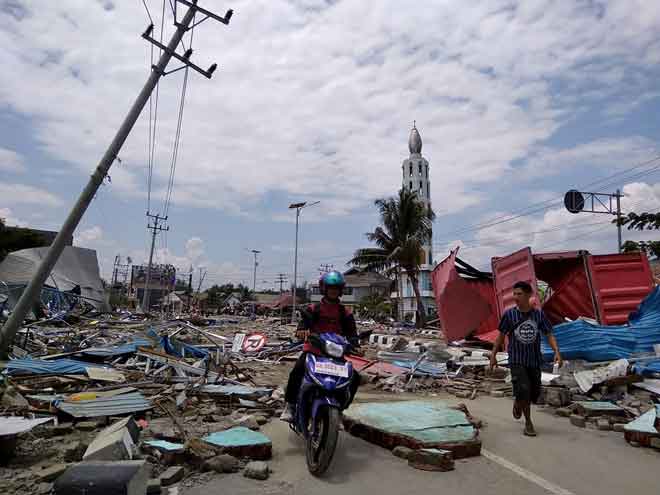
290, 332, 357, 476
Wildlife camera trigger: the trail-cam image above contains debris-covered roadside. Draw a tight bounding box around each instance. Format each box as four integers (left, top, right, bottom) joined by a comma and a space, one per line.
0, 313, 302, 495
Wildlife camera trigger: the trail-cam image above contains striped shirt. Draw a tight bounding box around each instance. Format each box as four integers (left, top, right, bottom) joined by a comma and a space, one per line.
498, 307, 553, 368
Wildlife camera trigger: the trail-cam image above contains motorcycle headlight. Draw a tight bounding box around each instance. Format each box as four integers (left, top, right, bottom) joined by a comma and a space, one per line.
324, 340, 344, 358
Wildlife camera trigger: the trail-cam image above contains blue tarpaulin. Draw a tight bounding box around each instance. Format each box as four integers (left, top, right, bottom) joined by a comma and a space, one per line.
542, 286, 660, 362
632, 359, 660, 376
159, 336, 209, 359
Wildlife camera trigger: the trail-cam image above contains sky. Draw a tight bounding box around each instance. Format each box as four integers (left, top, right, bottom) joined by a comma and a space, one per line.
1, 0, 660, 290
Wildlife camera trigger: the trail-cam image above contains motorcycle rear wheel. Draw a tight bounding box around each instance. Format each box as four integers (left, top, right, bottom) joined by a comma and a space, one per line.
305, 407, 340, 476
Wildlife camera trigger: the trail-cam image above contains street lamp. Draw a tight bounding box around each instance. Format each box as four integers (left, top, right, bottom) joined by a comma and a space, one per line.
289, 200, 320, 324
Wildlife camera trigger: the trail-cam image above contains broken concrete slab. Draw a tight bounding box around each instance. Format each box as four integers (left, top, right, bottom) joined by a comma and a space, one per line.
244, 461, 270, 480
159, 466, 185, 486
203, 427, 272, 460
555, 407, 572, 417
53, 460, 148, 495
83, 427, 134, 461
597, 419, 611, 431
613, 423, 626, 433
36, 463, 68, 483
574, 401, 625, 417
650, 437, 660, 450
624, 405, 660, 447
408, 448, 454, 472
343, 400, 481, 459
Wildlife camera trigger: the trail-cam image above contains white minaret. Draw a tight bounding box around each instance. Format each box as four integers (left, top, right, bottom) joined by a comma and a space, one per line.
401, 122, 432, 266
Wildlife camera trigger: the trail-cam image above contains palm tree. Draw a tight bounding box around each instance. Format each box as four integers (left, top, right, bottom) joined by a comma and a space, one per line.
350, 188, 435, 327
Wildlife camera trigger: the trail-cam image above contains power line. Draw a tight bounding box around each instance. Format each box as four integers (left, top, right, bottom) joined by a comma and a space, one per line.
140, 0, 154, 25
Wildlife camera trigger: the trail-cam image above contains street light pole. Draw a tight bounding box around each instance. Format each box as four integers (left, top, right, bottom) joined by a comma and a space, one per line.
288, 201, 319, 324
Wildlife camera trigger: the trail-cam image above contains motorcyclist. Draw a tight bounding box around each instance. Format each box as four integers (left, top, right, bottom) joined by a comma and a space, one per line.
280, 270, 360, 422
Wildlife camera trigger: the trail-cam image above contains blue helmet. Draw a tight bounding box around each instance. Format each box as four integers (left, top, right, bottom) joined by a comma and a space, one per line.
320, 270, 345, 295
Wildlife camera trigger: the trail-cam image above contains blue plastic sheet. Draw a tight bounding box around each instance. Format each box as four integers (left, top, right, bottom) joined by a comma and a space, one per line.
542, 286, 660, 362
632, 359, 660, 376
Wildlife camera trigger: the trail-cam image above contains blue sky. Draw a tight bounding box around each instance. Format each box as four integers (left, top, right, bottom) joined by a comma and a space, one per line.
1, 0, 660, 289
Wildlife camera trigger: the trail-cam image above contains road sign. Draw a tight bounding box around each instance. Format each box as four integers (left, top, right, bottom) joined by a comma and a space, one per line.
241, 333, 267, 353
564, 189, 585, 214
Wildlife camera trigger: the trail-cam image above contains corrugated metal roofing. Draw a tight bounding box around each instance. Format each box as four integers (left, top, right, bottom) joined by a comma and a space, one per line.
5, 358, 104, 376
54, 391, 152, 418
79, 338, 153, 358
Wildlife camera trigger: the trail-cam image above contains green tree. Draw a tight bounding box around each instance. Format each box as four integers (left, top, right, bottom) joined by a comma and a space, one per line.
616, 212, 660, 259
358, 293, 393, 322
350, 188, 434, 328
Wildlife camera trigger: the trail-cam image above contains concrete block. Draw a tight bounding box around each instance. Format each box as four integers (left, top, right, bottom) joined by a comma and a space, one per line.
203, 454, 239, 473
36, 464, 68, 482
84, 427, 134, 461
490, 390, 505, 398
147, 479, 162, 494
63, 441, 88, 463
244, 461, 270, 480
555, 407, 572, 417
454, 390, 471, 399
612, 423, 626, 433
570, 415, 586, 428
51, 423, 74, 436
76, 421, 98, 432
597, 419, 611, 431
408, 448, 454, 472
159, 466, 185, 486
392, 446, 414, 460
650, 438, 660, 450
53, 460, 148, 495
104, 416, 140, 443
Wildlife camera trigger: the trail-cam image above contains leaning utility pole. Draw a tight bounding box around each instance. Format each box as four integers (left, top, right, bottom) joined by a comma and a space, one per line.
0, 1, 233, 356
142, 212, 169, 312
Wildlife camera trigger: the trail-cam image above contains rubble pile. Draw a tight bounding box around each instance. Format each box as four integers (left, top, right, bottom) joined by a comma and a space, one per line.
0, 313, 299, 494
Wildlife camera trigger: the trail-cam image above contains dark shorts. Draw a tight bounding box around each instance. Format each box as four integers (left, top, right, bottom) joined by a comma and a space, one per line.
510, 365, 542, 403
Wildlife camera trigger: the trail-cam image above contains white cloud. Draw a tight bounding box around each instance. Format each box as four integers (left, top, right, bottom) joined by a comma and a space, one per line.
521, 137, 659, 180
438, 179, 660, 270
1, 1, 659, 220
0, 147, 25, 173
0, 207, 27, 227
74, 225, 103, 245
0, 182, 63, 207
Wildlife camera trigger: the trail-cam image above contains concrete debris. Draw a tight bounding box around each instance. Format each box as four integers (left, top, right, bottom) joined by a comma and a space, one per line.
570, 415, 586, 428
159, 466, 185, 486
243, 461, 270, 480
203, 454, 240, 473
53, 460, 148, 495
392, 446, 414, 460
407, 448, 455, 472
35, 463, 67, 482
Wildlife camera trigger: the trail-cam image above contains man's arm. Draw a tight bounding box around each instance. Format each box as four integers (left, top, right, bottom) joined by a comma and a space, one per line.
489, 332, 505, 369
296, 306, 314, 339
546, 332, 563, 368
539, 310, 562, 368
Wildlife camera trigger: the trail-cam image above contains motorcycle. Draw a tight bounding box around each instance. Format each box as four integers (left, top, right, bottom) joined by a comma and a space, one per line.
289, 332, 357, 476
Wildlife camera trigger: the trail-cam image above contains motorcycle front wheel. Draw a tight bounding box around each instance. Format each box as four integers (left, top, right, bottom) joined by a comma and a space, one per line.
305, 406, 340, 476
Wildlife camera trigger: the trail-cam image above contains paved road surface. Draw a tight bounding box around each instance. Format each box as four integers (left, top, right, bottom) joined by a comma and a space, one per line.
184, 392, 659, 495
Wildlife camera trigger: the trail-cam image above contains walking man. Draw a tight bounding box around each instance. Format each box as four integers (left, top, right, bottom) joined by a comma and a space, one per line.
490, 281, 562, 436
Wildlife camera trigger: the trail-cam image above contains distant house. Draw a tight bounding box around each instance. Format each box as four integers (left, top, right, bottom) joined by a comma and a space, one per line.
252, 293, 281, 307
223, 292, 242, 308
309, 268, 392, 310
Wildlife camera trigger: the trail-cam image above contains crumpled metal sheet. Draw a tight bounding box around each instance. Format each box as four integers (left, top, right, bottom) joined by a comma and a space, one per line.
0, 416, 53, 437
